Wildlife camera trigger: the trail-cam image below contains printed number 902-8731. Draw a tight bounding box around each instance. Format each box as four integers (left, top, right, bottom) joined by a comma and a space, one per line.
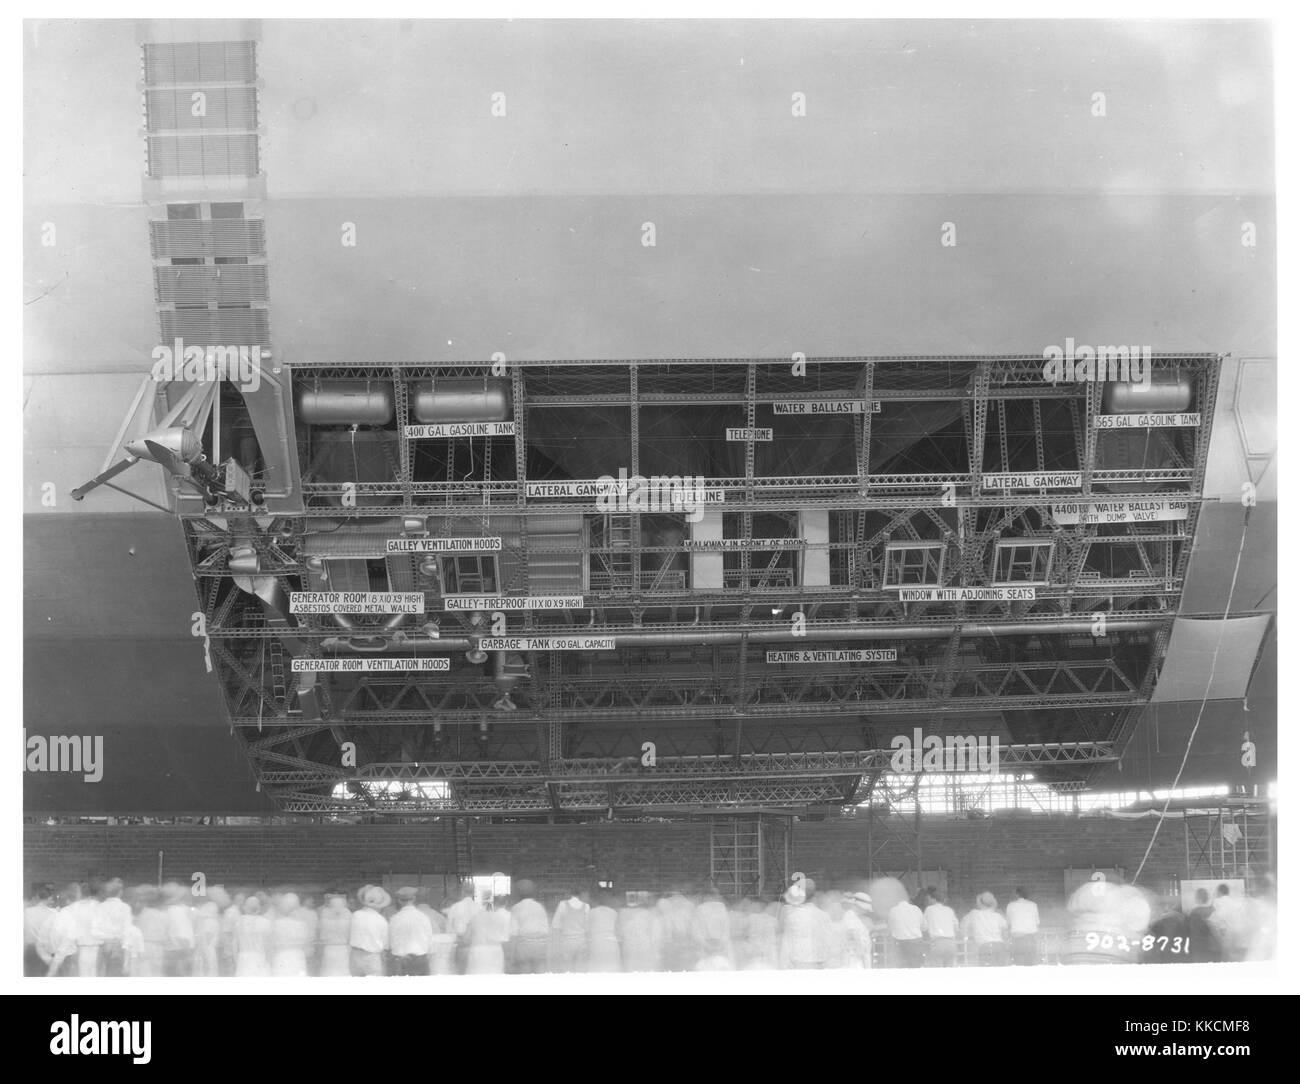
1084, 933, 1189, 954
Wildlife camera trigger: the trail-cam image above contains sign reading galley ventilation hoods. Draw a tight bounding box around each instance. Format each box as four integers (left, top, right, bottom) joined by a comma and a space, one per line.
1051, 499, 1189, 525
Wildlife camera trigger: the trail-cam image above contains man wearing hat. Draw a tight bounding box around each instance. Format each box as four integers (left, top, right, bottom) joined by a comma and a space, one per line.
349, 885, 391, 977
389, 886, 435, 975
779, 874, 831, 970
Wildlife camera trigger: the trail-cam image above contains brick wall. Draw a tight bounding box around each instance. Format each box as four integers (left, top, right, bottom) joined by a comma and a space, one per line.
24, 812, 1190, 910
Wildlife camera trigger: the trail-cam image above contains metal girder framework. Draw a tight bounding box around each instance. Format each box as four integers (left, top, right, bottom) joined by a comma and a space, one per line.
154, 354, 1223, 815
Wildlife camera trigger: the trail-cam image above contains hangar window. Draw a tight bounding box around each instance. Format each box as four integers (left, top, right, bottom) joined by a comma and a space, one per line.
992, 539, 1053, 585
883, 541, 945, 587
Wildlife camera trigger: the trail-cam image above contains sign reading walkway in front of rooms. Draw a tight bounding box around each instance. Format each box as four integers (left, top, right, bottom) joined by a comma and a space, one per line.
725, 427, 773, 441
766, 649, 898, 664
684, 537, 808, 550
982, 472, 1082, 490
1051, 499, 1189, 525
385, 537, 503, 553
480, 636, 615, 652
404, 422, 516, 438
289, 592, 426, 614
1094, 413, 1201, 429
898, 587, 1037, 602
772, 400, 882, 415
443, 595, 585, 611
291, 657, 450, 672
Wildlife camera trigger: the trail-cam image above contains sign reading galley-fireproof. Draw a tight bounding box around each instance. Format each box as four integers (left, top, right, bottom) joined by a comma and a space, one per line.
443, 595, 584, 611
385, 537, 503, 553
289, 592, 426, 614
766, 649, 898, 664
292, 658, 450, 672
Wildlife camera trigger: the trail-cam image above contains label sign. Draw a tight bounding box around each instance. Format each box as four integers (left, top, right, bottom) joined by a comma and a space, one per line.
1094, 412, 1201, 429
443, 595, 584, 611
292, 657, 450, 672
983, 472, 1082, 490
290, 592, 425, 614
899, 587, 1037, 602
772, 400, 881, 415
405, 422, 516, 438
725, 428, 773, 441
479, 637, 615, 651
766, 649, 897, 664
1051, 499, 1189, 525
684, 538, 808, 550
524, 481, 726, 503
386, 537, 503, 553
525, 481, 618, 498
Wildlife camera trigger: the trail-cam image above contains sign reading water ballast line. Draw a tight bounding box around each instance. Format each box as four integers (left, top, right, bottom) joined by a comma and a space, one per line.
292, 657, 450, 672
898, 587, 1037, 602
290, 592, 426, 614
385, 537, 503, 553
1051, 499, 1189, 525
443, 595, 584, 611
1094, 413, 1201, 429
766, 649, 897, 664
479, 637, 615, 652
772, 400, 882, 415
404, 422, 516, 438
982, 472, 1082, 490
725, 428, 773, 441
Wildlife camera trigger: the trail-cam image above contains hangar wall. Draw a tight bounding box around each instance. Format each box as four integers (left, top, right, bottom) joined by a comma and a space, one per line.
24, 814, 1208, 911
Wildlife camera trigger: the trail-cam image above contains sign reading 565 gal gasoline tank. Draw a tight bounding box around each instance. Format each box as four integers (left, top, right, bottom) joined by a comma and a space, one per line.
898, 587, 1037, 602
982, 472, 1082, 490
1094, 413, 1201, 429
290, 592, 426, 614
404, 422, 516, 438
479, 637, 615, 651
385, 537, 503, 553
291, 657, 450, 672
1051, 499, 1189, 525
443, 595, 584, 611
766, 649, 898, 663
772, 400, 882, 415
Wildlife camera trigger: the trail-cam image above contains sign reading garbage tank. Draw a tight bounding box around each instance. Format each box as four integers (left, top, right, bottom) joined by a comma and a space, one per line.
766, 648, 898, 664
725, 427, 773, 441
289, 592, 426, 614
443, 595, 584, 611
479, 636, 615, 652
385, 537, 503, 553
404, 422, 516, 438
898, 587, 1037, 602
982, 472, 1082, 490
772, 400, 882, 415
1051, 499, 1190, 525
291, 657, 451, 672
1094, 413, 1201, 429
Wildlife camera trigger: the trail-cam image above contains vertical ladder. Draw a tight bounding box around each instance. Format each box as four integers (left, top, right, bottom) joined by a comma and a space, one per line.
604, 514, 636, 587
709, 816, 762, 898
449, 818, 474, 881
268, 637, 287, 713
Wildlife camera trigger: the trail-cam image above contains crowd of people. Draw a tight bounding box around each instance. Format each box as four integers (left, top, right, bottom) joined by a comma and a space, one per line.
23, 872, 1274, 978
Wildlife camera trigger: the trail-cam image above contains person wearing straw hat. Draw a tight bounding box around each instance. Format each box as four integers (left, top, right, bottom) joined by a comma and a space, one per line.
779, 874, 830, 970
350, 885, 391, 977
389, 886, 435, 975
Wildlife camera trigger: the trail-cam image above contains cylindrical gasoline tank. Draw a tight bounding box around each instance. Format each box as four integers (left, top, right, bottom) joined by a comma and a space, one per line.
296, 381, 395, 426
412, 378, 511, 423
1101, 371, 1192, 414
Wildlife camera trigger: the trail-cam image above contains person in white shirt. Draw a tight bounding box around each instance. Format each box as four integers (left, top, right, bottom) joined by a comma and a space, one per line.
779, 875, 831, 970
923, 890, 960, 967
389, 886, 435, 975
94, 878, 135, 977
24, 887, 56, 977
963, 892, 1010, 966
552, 889, 592, 973
234, 895, 272, 977
1006, 886, 1041, 966
317, 893, 353, 977
161, 883, 195, 977
349, 885, 391, 976
508, 880, 551, 974
444, 880, 483, 974
843, 891, 874, 969
617, 895, 664, 973
887, 894, 927, 968
47, 882, 102, 978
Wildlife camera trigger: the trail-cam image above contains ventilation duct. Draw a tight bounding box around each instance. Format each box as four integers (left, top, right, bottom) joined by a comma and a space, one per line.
412, 378, 511, 423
